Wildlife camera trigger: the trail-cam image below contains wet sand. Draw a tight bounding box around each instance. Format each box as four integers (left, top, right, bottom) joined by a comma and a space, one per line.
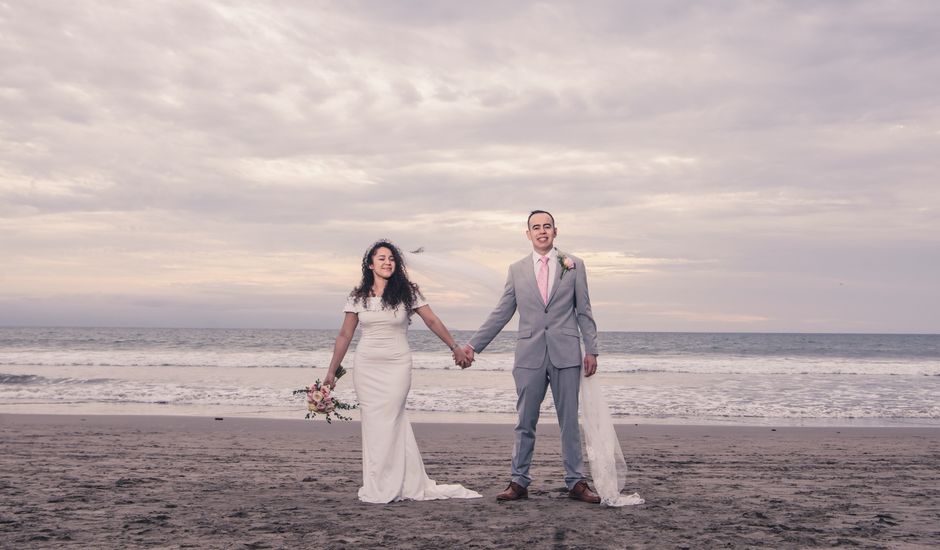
1, 414, 939, 549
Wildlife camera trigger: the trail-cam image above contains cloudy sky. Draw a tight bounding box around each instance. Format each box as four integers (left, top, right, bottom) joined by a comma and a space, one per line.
1, 1, 938, 333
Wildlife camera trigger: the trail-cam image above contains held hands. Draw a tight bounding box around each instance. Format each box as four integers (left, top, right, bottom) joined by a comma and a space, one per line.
462, 345, 475, 369
583, 354, 598, 377
452, 345, 470, 369
452, 344, 474, 369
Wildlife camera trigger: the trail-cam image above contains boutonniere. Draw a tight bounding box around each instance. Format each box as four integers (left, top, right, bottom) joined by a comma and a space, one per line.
558, 253, 576, 279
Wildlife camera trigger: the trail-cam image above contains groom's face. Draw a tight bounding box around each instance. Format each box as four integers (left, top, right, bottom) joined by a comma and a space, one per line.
526, 212, 557, 253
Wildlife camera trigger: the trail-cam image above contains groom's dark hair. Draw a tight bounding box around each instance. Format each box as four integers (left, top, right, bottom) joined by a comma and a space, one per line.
527, 210, 555, 227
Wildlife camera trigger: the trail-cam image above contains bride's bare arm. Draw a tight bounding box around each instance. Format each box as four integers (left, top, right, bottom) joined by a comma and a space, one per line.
324, 312, 358, 388
414, 305, 467, 364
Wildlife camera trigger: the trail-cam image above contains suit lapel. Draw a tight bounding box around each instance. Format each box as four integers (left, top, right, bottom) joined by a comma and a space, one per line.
519, 256, 540, 303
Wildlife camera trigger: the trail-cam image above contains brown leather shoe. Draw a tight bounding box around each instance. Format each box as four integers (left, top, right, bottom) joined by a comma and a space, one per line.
496, 481, 528, 501
569, 480, 601, 504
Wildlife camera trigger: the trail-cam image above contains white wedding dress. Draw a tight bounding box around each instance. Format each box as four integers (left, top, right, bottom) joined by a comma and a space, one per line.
345, 296, 481, 504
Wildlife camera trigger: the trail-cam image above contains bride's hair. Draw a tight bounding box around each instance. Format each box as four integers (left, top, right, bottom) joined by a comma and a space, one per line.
351, 240, 423, 312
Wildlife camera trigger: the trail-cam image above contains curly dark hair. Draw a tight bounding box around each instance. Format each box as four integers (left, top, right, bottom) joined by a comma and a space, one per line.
350, 240, 423, 313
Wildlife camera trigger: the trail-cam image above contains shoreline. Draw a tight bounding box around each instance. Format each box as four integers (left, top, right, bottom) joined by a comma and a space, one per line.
2, 405, 938, 428
3, 413, 940, 548
5, 412, 940, 434
5, 412, 940, 437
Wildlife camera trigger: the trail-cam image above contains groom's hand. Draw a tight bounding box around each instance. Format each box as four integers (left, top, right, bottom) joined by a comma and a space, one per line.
583, 354, 598, 377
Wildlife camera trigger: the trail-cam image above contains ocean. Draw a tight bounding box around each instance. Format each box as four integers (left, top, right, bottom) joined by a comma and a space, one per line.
1, 327, 938, 426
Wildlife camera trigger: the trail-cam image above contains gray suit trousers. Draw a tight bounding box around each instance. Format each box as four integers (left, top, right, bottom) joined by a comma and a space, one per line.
511, 350, 584, 490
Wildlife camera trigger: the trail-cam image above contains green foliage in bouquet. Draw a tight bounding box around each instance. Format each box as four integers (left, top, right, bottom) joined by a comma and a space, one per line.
293, 365, 357, 423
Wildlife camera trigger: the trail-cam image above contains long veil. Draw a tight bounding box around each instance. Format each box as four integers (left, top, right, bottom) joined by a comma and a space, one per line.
405, 248, 504, 297
580, 370, 645, 507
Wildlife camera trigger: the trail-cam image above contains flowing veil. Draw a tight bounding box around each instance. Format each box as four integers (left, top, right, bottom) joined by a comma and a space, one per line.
580, 370, 645, 507
405, 248, 504, 297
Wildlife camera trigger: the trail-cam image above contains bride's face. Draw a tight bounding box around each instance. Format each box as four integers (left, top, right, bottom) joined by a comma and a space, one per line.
369, 247, 396, 280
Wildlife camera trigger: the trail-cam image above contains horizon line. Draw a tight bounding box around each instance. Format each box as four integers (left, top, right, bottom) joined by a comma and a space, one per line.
1, 325, 937, 337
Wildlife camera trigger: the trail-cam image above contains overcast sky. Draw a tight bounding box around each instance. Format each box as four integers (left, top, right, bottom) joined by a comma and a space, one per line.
1, 1, 938, 333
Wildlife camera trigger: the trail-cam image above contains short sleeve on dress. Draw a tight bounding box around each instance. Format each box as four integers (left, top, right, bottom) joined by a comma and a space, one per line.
412, 292, 428, 310
343, 296, 362, 314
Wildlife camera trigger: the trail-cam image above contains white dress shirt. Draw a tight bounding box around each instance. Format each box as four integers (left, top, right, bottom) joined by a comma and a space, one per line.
532, 248, 558, 298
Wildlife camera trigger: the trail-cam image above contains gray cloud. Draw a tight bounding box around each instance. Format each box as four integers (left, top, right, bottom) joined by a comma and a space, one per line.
1, 1, 938, 332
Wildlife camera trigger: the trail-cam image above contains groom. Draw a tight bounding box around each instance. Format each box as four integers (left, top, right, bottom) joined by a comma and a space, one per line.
463, 210, 601, 504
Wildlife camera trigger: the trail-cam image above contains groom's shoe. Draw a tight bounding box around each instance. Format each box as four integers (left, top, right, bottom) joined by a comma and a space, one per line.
569, 480, 601, 504
495, 482, 528, 501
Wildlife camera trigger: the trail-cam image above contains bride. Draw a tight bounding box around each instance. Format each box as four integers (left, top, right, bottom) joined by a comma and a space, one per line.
322, 240, 481, 503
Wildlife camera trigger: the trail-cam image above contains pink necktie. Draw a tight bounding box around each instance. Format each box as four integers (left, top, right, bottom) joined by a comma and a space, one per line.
538, 255, 549, 304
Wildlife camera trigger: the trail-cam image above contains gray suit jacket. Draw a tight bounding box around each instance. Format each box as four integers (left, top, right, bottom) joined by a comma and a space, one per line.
469, 251, 599, 369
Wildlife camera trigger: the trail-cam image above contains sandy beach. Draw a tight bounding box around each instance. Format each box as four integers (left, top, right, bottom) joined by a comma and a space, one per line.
1, 414, 938, 549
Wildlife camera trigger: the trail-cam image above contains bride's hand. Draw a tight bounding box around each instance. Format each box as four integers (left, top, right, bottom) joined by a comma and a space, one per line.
452, 346, 469, 368
322, 372, 336, 389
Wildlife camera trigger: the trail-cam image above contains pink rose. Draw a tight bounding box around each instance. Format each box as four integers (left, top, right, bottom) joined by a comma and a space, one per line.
563, 257, 575, 270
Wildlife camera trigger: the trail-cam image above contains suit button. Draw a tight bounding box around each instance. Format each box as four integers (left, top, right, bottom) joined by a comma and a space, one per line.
545, 326, 549, 330
544, 307, 548, 313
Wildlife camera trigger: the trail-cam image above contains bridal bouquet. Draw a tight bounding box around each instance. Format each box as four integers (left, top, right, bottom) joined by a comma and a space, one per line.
293, 365, 357, 423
